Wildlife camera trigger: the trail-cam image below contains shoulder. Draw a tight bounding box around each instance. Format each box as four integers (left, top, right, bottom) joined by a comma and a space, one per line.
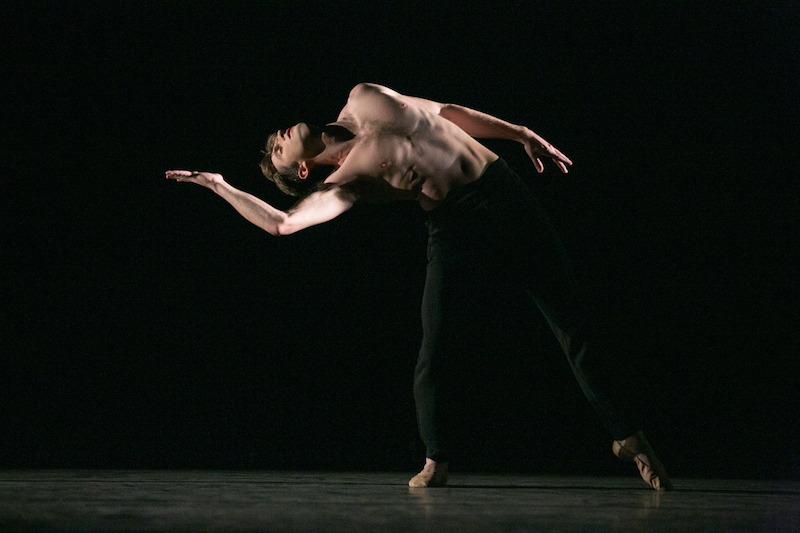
347, 84, 442, 115
337, 83, 389, 125
348, 83, 393, 98
341, 83, 422, 133
346, 83, 406, 109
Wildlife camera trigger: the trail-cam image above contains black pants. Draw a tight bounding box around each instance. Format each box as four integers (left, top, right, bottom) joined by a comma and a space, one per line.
414, 158, 637, 463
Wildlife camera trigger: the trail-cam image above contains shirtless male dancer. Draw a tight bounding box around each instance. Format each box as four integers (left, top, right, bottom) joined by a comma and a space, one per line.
167, 83, 673, 490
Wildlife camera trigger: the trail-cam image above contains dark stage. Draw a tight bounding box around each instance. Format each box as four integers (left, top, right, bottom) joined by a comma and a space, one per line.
3, 3, 799, 525
1, 471, 798, 532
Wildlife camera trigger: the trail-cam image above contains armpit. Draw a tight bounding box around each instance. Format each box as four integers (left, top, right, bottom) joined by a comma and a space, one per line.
339, 177, 400, 204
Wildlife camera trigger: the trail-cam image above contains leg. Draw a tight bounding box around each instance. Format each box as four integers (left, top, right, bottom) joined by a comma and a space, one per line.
519, 199, 672, 490
541, 296, 673, 490
510, 196, 636, 439
410, 245, 454, 487
410, 229, 481, 487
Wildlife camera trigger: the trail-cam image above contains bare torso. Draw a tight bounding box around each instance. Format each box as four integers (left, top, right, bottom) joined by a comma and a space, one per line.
323, 84, 498, 211
168, 83, 571, 235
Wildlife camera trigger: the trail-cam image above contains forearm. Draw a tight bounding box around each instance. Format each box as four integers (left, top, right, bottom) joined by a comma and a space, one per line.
439, 104, 533, 142
210, 180, 286, 235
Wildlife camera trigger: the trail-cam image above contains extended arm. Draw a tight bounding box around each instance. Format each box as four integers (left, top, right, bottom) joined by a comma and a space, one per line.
440, 105, 572, 173
165, 170, 356, 235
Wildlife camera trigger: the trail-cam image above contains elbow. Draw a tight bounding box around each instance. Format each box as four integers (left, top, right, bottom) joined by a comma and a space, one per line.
270, 211, 294, 235
274, 221, 297, 236
258, 216, 291, 236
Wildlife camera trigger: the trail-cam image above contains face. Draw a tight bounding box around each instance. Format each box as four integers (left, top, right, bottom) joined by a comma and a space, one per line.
270, 122, 324, 172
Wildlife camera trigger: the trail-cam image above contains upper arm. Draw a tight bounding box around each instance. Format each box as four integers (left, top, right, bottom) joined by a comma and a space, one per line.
277, 186, 357, 235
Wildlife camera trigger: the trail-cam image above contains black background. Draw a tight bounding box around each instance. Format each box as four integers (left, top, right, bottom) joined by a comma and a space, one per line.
3, 2, 798, 479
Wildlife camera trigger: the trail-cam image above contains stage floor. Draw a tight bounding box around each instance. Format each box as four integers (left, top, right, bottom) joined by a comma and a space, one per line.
1, 471, 797, 532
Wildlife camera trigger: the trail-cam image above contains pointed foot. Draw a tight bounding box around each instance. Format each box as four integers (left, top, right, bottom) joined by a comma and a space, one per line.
613, 431, 673, 491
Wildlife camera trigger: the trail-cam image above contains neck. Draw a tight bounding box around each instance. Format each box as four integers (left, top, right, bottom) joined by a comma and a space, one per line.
312, 143, 352, 166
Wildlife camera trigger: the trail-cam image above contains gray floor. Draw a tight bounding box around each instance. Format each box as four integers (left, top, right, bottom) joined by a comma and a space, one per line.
0, 470, 797, 532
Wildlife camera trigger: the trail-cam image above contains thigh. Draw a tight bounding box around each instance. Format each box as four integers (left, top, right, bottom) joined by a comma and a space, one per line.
420, 234, 485, 355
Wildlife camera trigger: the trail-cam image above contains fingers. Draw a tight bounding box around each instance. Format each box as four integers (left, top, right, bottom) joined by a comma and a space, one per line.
528, 140, 573, 174
548, 148, 572, 174
552, 147, 573, 166
557, 154, 573, 168
165, 170, 192, 178
166, 170, 197, 183
547, 144, 572, 164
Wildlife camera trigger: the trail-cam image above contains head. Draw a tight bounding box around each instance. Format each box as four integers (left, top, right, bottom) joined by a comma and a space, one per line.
259, 123, 333, 197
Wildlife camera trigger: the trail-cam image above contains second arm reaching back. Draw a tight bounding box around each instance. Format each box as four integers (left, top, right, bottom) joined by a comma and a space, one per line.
362, 83, 572, 173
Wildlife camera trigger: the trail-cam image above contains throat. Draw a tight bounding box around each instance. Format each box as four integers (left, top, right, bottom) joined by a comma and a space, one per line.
318, 139, 355, 167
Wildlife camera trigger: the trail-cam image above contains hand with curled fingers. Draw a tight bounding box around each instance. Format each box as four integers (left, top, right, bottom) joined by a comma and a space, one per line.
521, 130, 573, 174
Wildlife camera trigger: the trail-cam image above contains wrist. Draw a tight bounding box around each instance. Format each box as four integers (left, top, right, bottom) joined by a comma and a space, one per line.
209, 175, 226, 192
517, 126, 535, 143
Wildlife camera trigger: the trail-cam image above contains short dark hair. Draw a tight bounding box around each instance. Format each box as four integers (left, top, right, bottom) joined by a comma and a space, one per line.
259, 133, 334, 198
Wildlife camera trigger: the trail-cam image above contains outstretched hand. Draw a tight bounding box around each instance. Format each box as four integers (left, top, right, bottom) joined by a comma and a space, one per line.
165, 170, 224, 188
522, 131, 572, 174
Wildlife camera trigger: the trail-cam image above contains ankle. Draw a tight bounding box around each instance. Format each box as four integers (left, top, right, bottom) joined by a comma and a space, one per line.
613, 431, 646, 460
422, 458, 448, 472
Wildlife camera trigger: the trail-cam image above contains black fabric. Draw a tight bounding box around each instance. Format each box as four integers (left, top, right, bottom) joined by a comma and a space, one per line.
414, 158, 637, 463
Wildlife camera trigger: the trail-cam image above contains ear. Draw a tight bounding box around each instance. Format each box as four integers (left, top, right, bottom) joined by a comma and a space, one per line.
297, 160, 314, 180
